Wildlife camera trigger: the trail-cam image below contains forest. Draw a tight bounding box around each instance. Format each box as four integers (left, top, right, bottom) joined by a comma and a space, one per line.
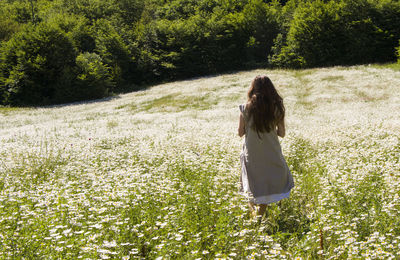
0, 0, 399, 106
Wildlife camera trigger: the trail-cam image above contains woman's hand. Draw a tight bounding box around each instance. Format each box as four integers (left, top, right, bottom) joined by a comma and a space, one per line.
277, 119, 285, 138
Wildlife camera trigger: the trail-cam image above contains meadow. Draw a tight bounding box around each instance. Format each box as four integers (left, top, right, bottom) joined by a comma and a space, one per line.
0, 65, 399, 259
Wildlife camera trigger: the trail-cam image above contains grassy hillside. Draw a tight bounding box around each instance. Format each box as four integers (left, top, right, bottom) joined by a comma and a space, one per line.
1, 65, 400, 258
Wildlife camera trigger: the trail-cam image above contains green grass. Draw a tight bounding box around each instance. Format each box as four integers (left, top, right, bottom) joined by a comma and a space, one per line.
139, 94, 219, 112
0, 106, 30, 115
368, 62, 400, 71
353, 90, 388, 102
321, 75, 345, 82
116, 93, 219, 112
292, 71, 315, 110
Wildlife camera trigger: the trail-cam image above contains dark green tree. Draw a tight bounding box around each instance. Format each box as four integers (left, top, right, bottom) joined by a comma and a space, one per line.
269, 0, 400, 68
0, 23, 77, 105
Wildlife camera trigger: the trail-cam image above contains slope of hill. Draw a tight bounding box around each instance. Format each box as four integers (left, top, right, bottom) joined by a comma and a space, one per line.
0, 65, 399, 258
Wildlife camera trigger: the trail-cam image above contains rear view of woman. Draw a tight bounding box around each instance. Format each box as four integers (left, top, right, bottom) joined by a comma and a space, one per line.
238, 75, 294, 217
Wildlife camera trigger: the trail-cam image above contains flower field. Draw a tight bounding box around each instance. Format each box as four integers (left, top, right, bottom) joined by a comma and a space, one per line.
0, 65, 399, 259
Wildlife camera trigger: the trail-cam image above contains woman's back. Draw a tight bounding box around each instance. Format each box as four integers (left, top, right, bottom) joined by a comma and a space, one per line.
241, 103, 282, 157
239, 103, 293, 200
238, 76, 294, 212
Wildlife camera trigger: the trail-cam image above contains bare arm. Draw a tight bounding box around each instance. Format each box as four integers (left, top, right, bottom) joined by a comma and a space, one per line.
238, 113, 245, 137
276, 119, 285, 138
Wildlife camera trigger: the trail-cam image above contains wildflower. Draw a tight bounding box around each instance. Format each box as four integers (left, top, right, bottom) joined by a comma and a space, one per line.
130, 249, 139, 255
103, 240, 117, 248
155, 244, 164, 250
175, 234, 183, 241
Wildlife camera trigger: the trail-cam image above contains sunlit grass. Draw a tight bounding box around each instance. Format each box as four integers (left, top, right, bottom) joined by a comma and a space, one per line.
367, 62, 400, 71
0, 106, 32, 116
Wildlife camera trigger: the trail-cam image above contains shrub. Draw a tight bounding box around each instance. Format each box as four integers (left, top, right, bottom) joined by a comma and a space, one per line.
0, 23, 77, 105
0, 15, 20, 42
339, 0, 400, 64
397, 40, 400, 63
0, 22, 116, 106
112, 0, 145, 25
240, 0, 281, 65
269, 33, 306, 68
92, 19, 136, 89
135, 0, 281, 79
3, 0, 35, 24
135, 14, 226, 80
56, 0, 116, 22
74, 52, 114, 99
269, 0, 345, 68
270, 0, 400, 68
46, 13, 96, 53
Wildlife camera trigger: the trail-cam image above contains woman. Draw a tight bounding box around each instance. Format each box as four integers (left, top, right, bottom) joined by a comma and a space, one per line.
238, 75, 294, 217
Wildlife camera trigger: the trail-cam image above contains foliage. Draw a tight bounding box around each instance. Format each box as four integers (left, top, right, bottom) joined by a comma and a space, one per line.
0, 23, 77, 105
92, 19, 136, 88
339, 0, 400, 64
0, 12, 20, 42
239, 0, 281, 65
397, 41, 400, 63
0, 0, 400, 105
2, 0, 35, 24
0, 21, 116, 106
270, 0, 400, 68
74, 52, 114, 100
134, 0, 281, 80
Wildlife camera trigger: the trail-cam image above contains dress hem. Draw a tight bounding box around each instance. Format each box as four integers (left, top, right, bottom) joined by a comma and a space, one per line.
241, 190, 291, 205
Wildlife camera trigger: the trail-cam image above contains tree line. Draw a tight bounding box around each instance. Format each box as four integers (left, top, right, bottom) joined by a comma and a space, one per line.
0, 0, 399, 106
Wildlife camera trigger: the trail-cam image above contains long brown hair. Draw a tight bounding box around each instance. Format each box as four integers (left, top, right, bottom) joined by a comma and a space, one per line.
246, 75, 285, 135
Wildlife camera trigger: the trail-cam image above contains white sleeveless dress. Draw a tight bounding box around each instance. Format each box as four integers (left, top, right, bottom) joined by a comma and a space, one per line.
239, 104, 294, 204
